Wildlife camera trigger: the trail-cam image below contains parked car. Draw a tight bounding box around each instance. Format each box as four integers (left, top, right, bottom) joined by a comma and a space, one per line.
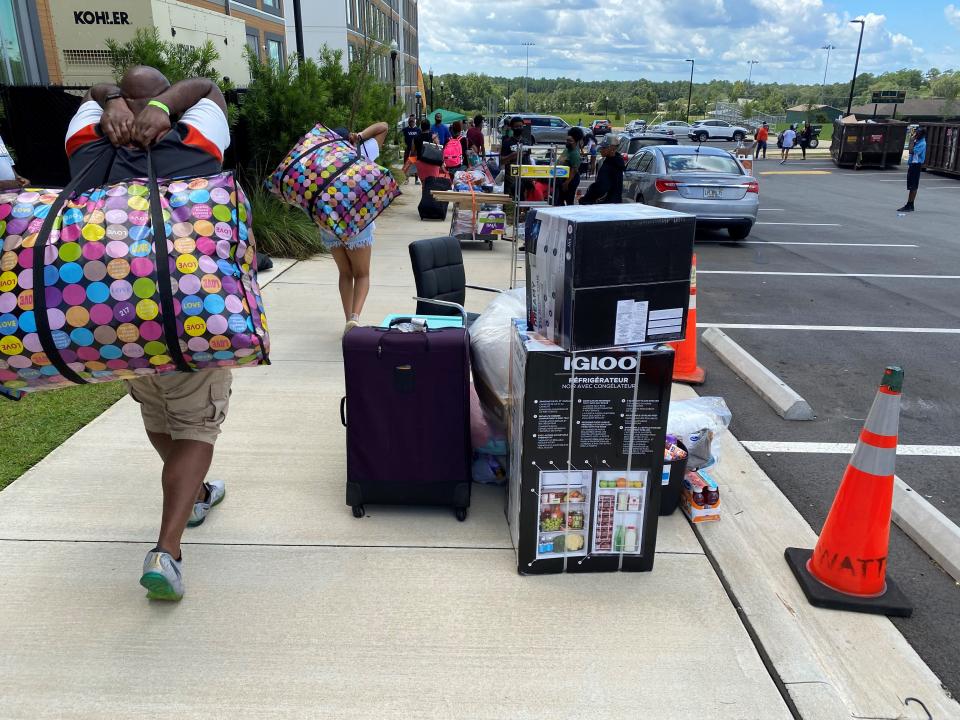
598, 132, 678, 171
495, 114, 581, 144
687, 120, 749, 142
622, 145, 759, 240
649, 120, 692, 135
591, 119, 612, 135
625, 119, 647, 132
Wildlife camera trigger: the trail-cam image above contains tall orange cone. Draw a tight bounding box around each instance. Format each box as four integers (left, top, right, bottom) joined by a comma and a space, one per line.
785, 367, 912, 617
669, 253, 705, 384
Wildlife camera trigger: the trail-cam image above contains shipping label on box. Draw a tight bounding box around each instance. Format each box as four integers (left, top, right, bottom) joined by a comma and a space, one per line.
507, 324, 675, 574
525, 205, 695, 351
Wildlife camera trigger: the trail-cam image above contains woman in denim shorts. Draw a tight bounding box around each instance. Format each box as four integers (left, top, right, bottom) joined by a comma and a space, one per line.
325, 122, 389, 334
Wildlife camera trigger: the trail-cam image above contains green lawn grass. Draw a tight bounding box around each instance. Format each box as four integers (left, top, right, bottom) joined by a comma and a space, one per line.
0, 382, 126, 491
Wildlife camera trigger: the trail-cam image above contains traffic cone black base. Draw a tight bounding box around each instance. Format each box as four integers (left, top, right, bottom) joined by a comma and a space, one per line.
785, 547, 913, 618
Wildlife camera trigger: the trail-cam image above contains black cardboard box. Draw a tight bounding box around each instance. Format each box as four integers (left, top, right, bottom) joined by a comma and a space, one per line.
525, 204, 695, 351
507, 322, 674, 574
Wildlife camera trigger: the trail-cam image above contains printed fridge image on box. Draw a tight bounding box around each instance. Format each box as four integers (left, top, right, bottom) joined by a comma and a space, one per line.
507, 323, 674, 574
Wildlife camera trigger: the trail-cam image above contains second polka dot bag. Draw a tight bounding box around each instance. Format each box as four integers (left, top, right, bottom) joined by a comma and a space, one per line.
266, 123, 401, 240
0, 152, 270, 400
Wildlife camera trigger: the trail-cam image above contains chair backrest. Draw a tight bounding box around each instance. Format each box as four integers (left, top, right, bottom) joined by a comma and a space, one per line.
409, 236, 467, 316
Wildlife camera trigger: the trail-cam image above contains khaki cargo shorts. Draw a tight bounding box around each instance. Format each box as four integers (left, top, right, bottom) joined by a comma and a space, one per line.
126, 368, 233, 445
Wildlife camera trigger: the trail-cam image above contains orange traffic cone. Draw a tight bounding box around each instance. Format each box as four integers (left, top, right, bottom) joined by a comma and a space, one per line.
785, 367, 912, 617
669, 253, 705, 384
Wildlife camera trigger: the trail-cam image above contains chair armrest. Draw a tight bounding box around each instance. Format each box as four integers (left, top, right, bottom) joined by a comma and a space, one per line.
465, 284, 504, 294
411, 297, 468, 325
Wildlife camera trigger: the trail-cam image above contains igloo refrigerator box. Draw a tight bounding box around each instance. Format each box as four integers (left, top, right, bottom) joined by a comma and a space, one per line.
525, 205, 695, 351
506, 322, 674, 574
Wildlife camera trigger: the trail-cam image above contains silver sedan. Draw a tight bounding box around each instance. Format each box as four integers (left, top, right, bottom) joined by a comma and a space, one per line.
621, 145, 759, 240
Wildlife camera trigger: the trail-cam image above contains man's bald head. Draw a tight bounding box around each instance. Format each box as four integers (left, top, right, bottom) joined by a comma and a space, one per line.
120, 66, 170, 109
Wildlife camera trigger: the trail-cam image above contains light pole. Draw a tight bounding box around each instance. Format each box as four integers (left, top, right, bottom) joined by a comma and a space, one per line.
522, 41, 535, 111
389, 40, 398, 107
746, 60, 759, 95
429, 69, 434, 112
846, 19, 865, 115
820, 44, 836, 105
685, 59, 695, 123
440, 80, 444, 108
292, 0, 305, 63
415, 91, 422, 123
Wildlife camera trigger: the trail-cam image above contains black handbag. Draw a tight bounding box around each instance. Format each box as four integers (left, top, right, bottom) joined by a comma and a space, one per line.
419, 141, 443, 166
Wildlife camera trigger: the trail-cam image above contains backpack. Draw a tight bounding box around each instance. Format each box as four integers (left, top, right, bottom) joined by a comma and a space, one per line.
443, 138, 463, 169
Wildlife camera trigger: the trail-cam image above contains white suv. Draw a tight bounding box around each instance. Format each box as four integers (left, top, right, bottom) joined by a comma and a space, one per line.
688, 120, 748, 142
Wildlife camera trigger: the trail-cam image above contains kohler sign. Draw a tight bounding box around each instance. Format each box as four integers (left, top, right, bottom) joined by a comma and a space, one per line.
72, 10, 131, 25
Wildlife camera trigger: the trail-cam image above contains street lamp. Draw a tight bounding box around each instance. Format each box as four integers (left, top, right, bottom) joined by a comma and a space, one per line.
685, 59, 695, 123
415, 90, 422, 123
820, 44, 836, 105
429, 69, 434, 113
440, 80, 444, 108
389, 40, 398, 107
522, 41, 535, 112
746, 60, 759, 94
846, 19, 865, 115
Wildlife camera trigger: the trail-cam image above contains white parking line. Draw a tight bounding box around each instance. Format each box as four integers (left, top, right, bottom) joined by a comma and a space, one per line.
698, 271, 960, 279
741, 441, 960, 456
755, 222, 842, 226
924, 185, 960, 189
758, 208, 786, 211
699, 323, 960, 334
739, 241, 917, 247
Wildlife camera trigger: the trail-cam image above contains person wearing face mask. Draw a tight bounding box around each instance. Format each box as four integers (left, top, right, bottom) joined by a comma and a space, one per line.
579, 133, 624, 205
553, 127, 583, 206
500, 116, 530, 198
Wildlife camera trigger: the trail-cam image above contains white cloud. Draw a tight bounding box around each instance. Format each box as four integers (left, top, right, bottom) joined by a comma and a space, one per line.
416, 0, 930, 82
947, 4, 960, 30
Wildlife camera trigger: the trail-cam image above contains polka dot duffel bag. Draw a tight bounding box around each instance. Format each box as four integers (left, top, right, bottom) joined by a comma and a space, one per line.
266, 123, 401, 240
0, 152, 270, 400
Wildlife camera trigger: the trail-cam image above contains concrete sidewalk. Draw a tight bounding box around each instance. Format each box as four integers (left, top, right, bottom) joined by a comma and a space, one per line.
0, 187, 954, 719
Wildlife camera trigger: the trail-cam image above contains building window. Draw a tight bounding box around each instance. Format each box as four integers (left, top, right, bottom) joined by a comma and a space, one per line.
266, 33, 284, 68
246, 31, 260, 60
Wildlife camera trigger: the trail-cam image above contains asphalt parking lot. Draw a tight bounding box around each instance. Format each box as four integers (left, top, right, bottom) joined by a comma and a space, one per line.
689, 155, 960, 698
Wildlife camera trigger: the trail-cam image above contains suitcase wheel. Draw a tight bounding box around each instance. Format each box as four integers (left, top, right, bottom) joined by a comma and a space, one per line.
455, 507, 468, 522
352, 505, 365, 519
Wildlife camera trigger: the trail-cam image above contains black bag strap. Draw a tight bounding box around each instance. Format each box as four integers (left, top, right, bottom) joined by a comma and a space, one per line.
146, 148, 193, 374
31, 151, 116, 386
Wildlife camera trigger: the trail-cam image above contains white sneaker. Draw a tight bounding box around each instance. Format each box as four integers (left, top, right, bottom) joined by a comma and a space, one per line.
140, 549, 184, 601
187, 479, 225, 527
344, 320, 360, 335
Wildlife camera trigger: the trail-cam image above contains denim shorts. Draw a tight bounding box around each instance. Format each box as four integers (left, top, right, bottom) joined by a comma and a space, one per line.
320, 225, 375, 252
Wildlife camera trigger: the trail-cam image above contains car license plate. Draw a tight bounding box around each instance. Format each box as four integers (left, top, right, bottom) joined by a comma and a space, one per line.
704, 187, 722, 199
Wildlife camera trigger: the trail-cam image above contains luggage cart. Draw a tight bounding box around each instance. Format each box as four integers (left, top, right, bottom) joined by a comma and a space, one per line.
429, 189, 511, 250
508, 143, 569, 289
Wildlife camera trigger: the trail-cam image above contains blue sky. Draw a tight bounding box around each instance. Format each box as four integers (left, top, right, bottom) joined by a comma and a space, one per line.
419, 1, 959, 84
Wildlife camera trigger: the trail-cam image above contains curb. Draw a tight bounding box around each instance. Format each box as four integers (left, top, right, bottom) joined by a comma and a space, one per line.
894, 476, 960, 583
702, 328, 814, 420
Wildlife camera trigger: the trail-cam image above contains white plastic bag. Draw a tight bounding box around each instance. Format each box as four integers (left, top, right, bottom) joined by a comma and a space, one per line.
667, 397, 732, 468
469, 287, 526, 407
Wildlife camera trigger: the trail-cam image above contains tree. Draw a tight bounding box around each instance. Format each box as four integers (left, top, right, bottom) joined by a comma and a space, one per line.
931, 72, 960, 118
106, 27, 222, 86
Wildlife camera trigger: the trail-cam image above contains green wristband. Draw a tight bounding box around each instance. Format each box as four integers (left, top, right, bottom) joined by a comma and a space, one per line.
148, 100, 170, 115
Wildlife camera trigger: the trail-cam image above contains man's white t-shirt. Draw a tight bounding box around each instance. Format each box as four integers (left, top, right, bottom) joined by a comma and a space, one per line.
319, 137, 379, 245
65, 98, 230, 159
782, 129, 796, 148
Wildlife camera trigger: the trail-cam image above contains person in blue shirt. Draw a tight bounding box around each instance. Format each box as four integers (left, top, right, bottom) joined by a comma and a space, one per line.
899, 127, 927, 212
432, 112, 451, 145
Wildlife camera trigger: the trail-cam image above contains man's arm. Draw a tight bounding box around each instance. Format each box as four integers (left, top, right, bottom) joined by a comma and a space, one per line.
131, 78, 227, 148
580, 167, 608, 204
83, 82, 135, 147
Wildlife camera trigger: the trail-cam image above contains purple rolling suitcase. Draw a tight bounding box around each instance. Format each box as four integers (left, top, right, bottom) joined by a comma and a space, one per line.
341, 326, 472, 520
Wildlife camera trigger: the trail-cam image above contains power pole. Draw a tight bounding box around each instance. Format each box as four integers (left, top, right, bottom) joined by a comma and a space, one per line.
685, 59, 695, 123
846, 19, 866, 115
522, 41, 535, 112
820, 45, 836, 105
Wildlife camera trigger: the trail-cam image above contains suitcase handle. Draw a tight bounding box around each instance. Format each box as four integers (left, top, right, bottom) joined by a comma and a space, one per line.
388, 316, 424, 328
340, 396, 347, 427
377, 330, 430, 357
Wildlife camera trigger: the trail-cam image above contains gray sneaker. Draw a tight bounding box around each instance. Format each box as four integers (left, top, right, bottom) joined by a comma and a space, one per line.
187, 480, 225, 527
140, 549, 184, 601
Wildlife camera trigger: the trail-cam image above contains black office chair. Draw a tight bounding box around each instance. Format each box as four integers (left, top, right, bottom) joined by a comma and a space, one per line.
408, 236, 501, 327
